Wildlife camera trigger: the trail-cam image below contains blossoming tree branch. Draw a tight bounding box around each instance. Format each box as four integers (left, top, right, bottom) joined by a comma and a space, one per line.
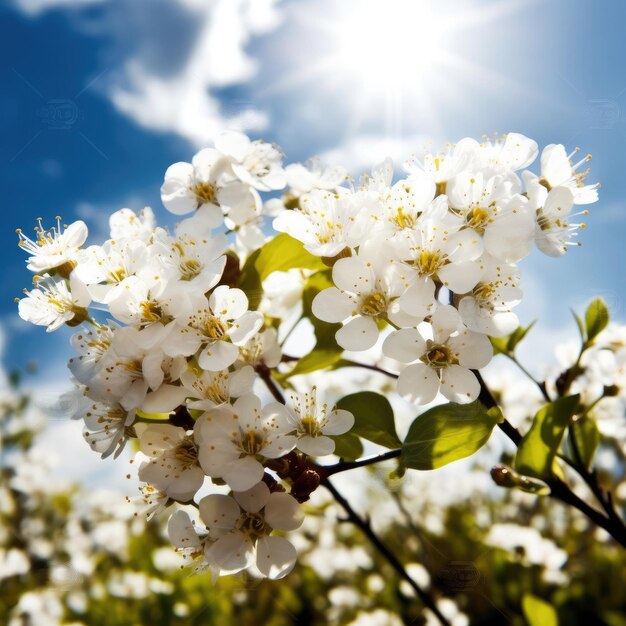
15, 130, 624, 623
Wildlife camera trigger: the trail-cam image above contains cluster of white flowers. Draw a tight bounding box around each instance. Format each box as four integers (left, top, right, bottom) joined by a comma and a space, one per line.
15, 130, 597, 580
281, 133, 597, 403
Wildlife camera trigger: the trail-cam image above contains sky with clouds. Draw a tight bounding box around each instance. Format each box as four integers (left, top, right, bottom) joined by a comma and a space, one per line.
2, 0, 626, 396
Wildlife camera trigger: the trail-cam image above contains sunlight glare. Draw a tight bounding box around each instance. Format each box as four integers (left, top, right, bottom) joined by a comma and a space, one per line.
331, 0, 445, 95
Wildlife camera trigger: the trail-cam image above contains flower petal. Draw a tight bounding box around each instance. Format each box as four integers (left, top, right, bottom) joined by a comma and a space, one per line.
198, 341, 239, 371
335, 316, 378, 351
448, 330, 493, 370
255, 535, 297, 579
383, 328, 425, 363
265, 492, 304, 531
297, 434, 335, 456
431, 305, 461, 342
396, 363, 439, 405
312, 288, 354, 323
222, 456, 264, 491
209, 286, 248, 320
229, 311, 263, 345
141, 384, 188, 414
440, 364, 480, 403
206, 531, 254, 574
199, 494, 241, 532
168, 510, 201, 550
321, 409, 354, 436
332, 256, 375, 293
233, 481, 270, 514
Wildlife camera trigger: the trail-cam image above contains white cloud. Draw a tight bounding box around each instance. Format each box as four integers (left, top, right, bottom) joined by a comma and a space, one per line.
109, 0, 284, 147
12, 0, 284, 148
32, 418, 133, 493
12, 0, 102, 16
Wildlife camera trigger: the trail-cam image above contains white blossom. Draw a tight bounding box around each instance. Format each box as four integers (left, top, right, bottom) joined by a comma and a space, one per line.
17, 217, 87, 277
194, 393, 295, 491
283, 386, 354, 456
313, 245, 431, 351
215, 131, 286, 191
168, 286, 263, 371
539, 144, 599, 205
199, 481, 303, 579
138, 425, 205, 502
383, 305, 492, 404
160, 147, 251, 222
18, 274, 91, 332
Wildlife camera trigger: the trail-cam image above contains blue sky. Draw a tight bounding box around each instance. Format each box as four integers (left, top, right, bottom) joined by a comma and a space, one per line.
2, 0, 626, 384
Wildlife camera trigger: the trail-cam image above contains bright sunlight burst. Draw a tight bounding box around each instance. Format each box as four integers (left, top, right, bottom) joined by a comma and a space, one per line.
332, 0, 445, 93
277, 0, 529, 135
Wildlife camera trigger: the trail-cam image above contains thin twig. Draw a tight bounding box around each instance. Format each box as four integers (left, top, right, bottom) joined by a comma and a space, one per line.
568, 425, 626, 533
257, 366, 285, 403
504, 354, 551, 402
280, 313, 303, 348
322, 477, 451, 626
476, 370, 626, 548
340, 359, 399, 379
321, 449, 402, 476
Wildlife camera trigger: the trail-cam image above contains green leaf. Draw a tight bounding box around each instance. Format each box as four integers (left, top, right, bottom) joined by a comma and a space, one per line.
522, 594, 558, 626
489, 336, 510, 355
256, 233, 326, 280
569, 416, 600, 470
585, 297, 609, 343
302, 270, 342, 347
276, 349, 343, 382
277, 270, 344, 381
238, 234, 326, 309
489, 321, 535, 355
514, 395, 580, 480
402, 401, 501, 470
507, 321, 536, 352
331, 432, 364, 460
571, 309, 586, 342
238, 248, 263, 309
336, 391, 401, 449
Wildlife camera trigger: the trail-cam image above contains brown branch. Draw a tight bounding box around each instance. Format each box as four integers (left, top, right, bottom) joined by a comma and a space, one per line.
322, 477, 451, 626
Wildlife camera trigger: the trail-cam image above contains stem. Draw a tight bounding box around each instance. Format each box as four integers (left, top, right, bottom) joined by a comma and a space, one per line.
322, 477, 451, 626
280, 313, 303, 348
560, 342, 587, 397
568, 423, 626, 534
133, 416, 167, 425
476, 370, 626, 548
340, 360, 399, 379
505, 354, 551, 402
257, 366, 285, 403
322, 449, 402, 476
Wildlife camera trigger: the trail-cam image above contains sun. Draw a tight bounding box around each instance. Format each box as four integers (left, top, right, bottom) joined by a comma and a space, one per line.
267, 0, 530, 137
330, 0, 445, 98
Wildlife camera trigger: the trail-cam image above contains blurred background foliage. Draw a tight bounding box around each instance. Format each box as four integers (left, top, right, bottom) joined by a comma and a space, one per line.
2, 362, 626, 626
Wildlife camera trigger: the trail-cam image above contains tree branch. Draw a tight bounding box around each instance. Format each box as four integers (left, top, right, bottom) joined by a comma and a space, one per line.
256, 365, 285, 403
339, 359, 399, 379
476, 369, 626, 548
321, 449, 402, 477
322, 477, 451, 626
